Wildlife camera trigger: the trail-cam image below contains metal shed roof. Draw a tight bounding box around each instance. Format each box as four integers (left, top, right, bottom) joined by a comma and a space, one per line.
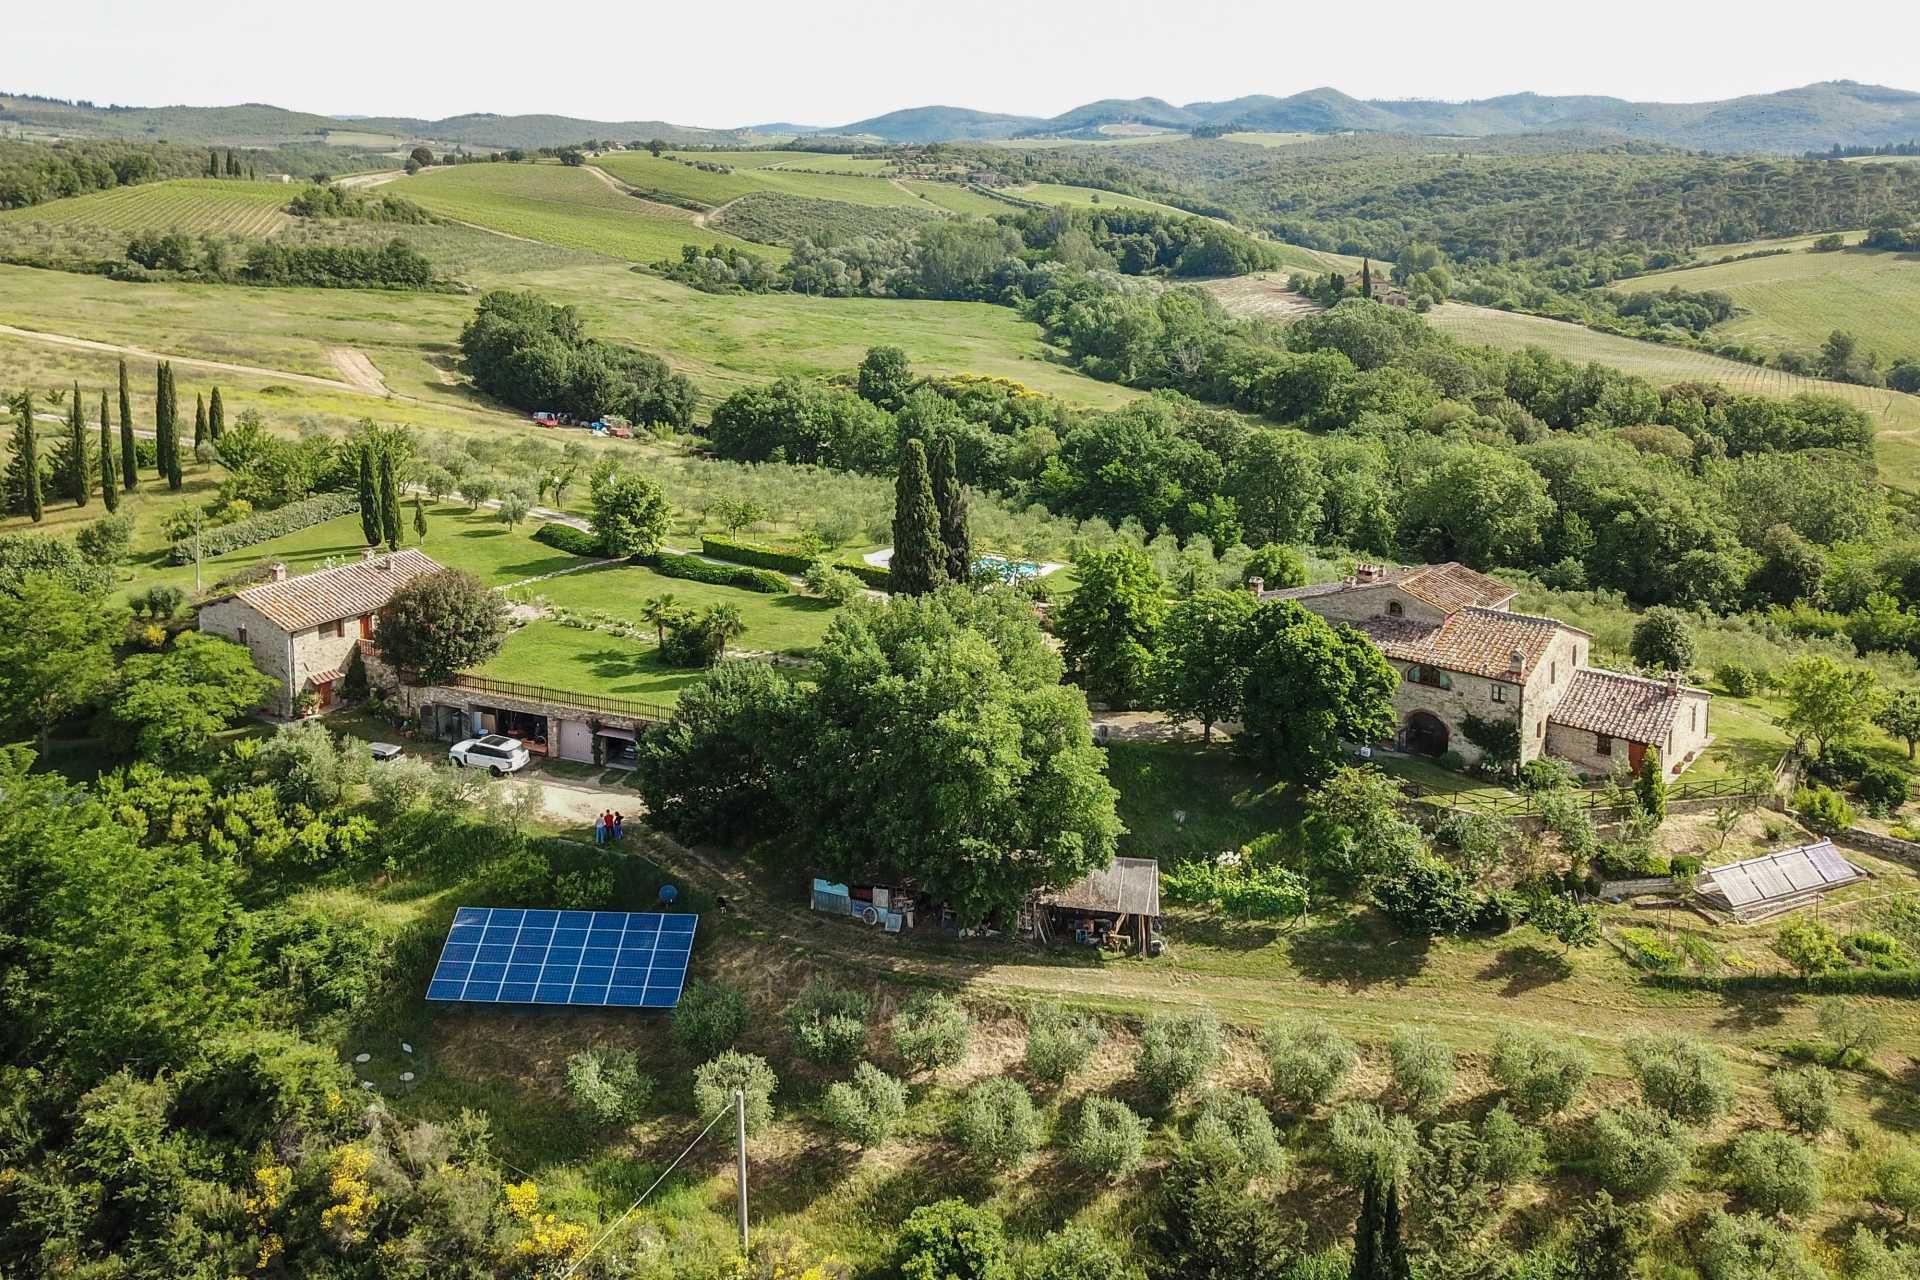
1039, 857, 1161, 918
1700, 839, 1865, 909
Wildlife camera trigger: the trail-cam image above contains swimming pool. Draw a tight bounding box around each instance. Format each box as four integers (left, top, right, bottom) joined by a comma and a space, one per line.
974, 553, 1042, 581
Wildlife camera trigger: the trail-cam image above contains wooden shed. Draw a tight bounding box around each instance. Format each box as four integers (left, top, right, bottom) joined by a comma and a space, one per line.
1026, 857, 1162, 956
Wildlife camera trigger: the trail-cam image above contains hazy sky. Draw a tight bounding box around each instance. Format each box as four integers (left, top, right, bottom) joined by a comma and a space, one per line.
10, 0, 1919, 127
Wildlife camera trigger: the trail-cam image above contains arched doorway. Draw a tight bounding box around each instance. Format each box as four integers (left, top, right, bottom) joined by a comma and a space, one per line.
1405, 711, 1450, 757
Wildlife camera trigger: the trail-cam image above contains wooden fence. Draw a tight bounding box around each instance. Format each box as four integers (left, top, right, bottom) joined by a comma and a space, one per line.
1402, 771, 1767, 819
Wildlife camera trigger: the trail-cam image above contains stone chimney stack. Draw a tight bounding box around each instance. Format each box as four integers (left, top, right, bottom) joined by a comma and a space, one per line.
1248, 576, 1264, 597
1666, 670, 1680, 692
269, 562, 288, 583
361, 546, 377, 562
1355, 563, 1380, 584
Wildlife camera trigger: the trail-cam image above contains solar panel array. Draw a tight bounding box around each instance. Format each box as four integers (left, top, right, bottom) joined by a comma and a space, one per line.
1706, 840, 1864, 908
427, 907, 697, 1008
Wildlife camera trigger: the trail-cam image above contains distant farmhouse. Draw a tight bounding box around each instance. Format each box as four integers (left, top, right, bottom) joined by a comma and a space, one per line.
199, 548, 441, 717
1259, 563, 1711, 776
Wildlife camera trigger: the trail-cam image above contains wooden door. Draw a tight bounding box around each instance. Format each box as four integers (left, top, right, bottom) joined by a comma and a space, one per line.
1627, 741, 1646, 772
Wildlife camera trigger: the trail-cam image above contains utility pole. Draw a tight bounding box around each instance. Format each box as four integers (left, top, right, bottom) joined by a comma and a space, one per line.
734, 1089, 749, 1254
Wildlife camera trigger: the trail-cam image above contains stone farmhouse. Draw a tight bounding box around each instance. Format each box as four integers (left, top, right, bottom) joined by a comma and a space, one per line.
1259, 563, 1711, 776
198, 548, 442, 717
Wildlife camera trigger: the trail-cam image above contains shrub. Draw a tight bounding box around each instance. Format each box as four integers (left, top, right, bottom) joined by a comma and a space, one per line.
1480, 1102, 1544, 1185
702, 534, 892, 588
659, 613, 723, 667
804, 558, 865, 605
1629, 607, 1695, 674
1190, 1089, 1287, 1181
1775, 919, 1847, 976
1387, 1025, 1455, 1115
1876, 1147, 1920, 1225
1859, 764, 1910, 817
1325, 1100, 1420, 1184
1818, 999, 1888, 1062
1259, 1017, 1356, 1112
1589, 1104, 1692, 1199
1768, 1065, 1837, 1135
1024, 1002, 1103, 1085
1716, 662, 1759, 697
1793, 784, 1856, 834
1371, 854, 1480, 936
1727, 1130, 1822, 1217
1693, 1210, 1824, 1280
1625, 1032, 1734, 1125
1137, 1010, 1223, 1105
644, 550, 789, 593
787, 981, 871, 1064
893, 992, 971, 1074
564, 1047, 654, 1126
134, 583, 188, 619
893, 1199, 1008, 1280
954, 1077, 1041, 1167
1491, 1029, 1593, 1118
672, 980, 748, 1059
1024, 1225, 1127, 1280
1066, 1096, 1148, 1180
533, 521, 601, 556
1518, 758, 1577, 792
692, 1051, 776, 1135
1842, 930, 1910, 970
167, 491, 357, 564
75, 512, 134, 566
821, 1062, 908, 1148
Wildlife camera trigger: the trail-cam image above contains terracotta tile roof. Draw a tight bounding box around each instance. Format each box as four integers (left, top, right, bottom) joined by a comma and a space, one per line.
228, 549, 441, 632
1265, 562, 1515, 614
1356, 606, 1574, 681
1548, 668, 1708, 744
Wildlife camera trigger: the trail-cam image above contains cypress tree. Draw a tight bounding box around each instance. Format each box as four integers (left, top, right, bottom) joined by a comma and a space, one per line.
1381, 1177, 1411, 1280
378, 450, 401, 549
118, 357, 137, 490
208, 385, 224, 440
413, 494, 428, 542
98, 390, 117, 514
193, 392, 206, 451
161, 363, 182, 489
1361, 257, 1374, 299
67, 383, 88, 506
1349, 1170, 1381, 1280
153, 364, 171, 485
929, 434, 971, 583
10, 389, 41, 522
890, 438, 946, 597
357, 446, 382, 547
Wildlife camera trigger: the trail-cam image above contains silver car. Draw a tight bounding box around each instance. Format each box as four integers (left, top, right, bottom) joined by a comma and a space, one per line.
448, 734, 532, 776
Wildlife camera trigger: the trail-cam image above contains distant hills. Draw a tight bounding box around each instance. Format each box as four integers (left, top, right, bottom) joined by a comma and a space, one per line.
6, 81, 1920, 155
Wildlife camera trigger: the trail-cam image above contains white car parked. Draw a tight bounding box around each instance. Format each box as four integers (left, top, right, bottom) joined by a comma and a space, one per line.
448, 734, 532, 776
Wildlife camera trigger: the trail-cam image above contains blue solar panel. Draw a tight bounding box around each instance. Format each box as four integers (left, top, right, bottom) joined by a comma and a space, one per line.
427, 908, 699, 1008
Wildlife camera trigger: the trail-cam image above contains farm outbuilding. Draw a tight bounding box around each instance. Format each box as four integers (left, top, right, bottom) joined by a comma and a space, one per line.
1026, 857, 1163, 956
1695, 839, 1869, 922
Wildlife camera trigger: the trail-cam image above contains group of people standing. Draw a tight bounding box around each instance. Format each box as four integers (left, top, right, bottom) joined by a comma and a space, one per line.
595, 810, 624, 845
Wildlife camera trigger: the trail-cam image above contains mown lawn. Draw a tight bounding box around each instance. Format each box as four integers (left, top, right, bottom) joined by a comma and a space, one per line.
509, 560, 847, 655
474, 619, 705, 708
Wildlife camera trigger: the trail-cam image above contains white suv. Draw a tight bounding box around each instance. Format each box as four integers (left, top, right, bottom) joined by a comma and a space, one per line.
449, 734, 532, 776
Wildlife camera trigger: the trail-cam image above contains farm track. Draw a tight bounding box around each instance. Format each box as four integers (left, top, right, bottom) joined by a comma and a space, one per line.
581, 164, 702, 222
0, 321, 364, 392
328, 347, 389, 395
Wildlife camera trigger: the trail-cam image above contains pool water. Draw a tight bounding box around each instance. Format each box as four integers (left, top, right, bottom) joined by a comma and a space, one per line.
975, 553, 1041, 581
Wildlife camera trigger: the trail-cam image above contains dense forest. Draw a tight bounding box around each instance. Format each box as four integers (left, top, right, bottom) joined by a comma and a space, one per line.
0, 138, 380, 209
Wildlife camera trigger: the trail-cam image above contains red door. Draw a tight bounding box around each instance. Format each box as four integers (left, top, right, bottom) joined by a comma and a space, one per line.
1627, 741, 1646, 772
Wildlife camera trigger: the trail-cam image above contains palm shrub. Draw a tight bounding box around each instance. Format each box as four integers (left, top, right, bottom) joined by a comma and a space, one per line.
787, 980, 871, 1065
1588, 1104, 1692, 1199
1190, 1089, 1287, 1181
1137, 1009, 1222, 1106
1024, 1001, 1103, 1085
1727, 1130, 1823, 1218
672, 980, 748, 1059
692, 1051, 776, 1135
954, 1077, 1041, 1168
821, 1062, 908, 1148
1625, 1032, 1733, 1125
1065, 1096, 1148, 1181
893, 992, 970, 1074
564, 1047, 654, 1126
1259, 1017, 1355, 1112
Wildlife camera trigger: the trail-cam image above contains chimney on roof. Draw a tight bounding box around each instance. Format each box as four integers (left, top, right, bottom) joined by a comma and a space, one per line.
1666, 670, 1680, 692
361, 546, 376, 562
1508, 649, 1524, 673
1248, 576, 1264, 597
1355, 563, 1380, 584
269, 562, 288, 583
376, 554, 392, 571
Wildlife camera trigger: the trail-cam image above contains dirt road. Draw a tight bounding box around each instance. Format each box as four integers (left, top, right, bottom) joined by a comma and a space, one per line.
0, 322, 364, 393
329, 347, 390, 395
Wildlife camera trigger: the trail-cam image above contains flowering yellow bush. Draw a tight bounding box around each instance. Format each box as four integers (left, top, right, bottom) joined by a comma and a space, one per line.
319, 1145, 377, 1244
503, 1179, 588, 1278
245, 1162, 293, 1269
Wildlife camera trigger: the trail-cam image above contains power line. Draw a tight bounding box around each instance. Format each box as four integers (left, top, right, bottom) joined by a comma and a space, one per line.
558, 1101, 735, 1280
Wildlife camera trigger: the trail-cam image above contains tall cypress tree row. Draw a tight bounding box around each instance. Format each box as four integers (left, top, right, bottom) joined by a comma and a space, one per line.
162, 364, 182, 490
118, 357, 137, 491
67, 383, 88, 506
152, 363, 172, 486
378, 450, 401, 549
1349, 1171, 1381, 1280
890, 438, 947, 597
98, 390, 118, 514
929, 435, 971, 583
10, 389, 42, 522
192, 393, 205, 451
208, 385, 224, 440
357, 446, 382, 547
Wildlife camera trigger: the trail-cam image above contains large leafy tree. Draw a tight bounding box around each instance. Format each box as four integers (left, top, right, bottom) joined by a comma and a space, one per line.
1778, 655, 1880, 758
788, 588, 1121, 924
890, 438, 946, 597
587, 460, 670, 558
636, 662, 807, 844
1151, 588, 1255, 740
1226, 429, 1324, 546
856, 344, 914, 413
111, 632, 275, 762
1057, 544, 1166, 707
0, 576, 125, 747
1239, 599, 1398, 782
373, 568, 509, 684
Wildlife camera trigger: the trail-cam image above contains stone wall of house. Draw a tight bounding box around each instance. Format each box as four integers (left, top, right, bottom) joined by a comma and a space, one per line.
1544, 720, 1629, 777
288, 617, 371, 709
1306, 584, 1446, 628
198, 597, 293, 716
1389, 663, 1521, 766
1519, 628, 1585, 761
1663, 689, 1712, 771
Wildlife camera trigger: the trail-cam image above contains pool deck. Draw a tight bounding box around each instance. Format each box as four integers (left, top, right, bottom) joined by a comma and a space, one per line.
863, 547, 1065, 578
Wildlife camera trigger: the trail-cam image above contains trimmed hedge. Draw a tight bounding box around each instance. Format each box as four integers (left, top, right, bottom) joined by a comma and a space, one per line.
169, 491, 357, 565
644, 551, 789, 594
534, 522, 602, 557
1646, 969, 1920, 997
702, 535, 891, 590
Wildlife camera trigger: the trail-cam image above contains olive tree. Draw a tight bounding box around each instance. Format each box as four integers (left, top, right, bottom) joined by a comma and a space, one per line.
1025, 1002, 1103, 1085
822, 1062, 908, 1149
1769, 1065, 1837, 1136
1727, 1130, 1823, 1218
787, 981, 871, 1065
1066, 1096, 1148, 1181
1138, 1010, 1223, 1105
692, 1051, 776, 1135
1589, 1104, 1692, 1199
1260, 1017, 1356, 1113
1388, 1025, 1455, 1115
1191, 1089, 1287, 1181
1491, 1029, 1593, 1119
893, 992, 971, 1074
954, 1077, 1041, 1167
1625, 1032, 1733, 1125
